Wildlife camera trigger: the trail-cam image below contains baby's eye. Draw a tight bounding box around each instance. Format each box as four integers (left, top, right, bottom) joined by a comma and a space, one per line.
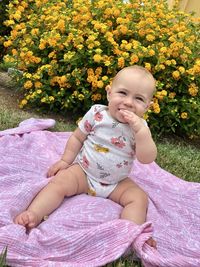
118, 91, 126, 95
136, 96, 144, 102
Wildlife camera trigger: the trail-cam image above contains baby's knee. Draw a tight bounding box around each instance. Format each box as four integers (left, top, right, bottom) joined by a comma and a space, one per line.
49, 170, 70, 190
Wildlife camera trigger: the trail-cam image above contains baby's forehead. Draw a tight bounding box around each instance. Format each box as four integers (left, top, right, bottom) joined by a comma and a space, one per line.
114, 69, 155, 86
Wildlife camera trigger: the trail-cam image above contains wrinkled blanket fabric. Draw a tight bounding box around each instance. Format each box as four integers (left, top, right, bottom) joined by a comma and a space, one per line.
0, 118, 199, 267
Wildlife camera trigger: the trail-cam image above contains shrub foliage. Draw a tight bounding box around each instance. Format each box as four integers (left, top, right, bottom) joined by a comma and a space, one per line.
3, 0, 200, 136
0, 0, 10, 60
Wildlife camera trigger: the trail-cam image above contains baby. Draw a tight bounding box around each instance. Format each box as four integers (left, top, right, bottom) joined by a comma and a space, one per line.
15, 65, 157, 248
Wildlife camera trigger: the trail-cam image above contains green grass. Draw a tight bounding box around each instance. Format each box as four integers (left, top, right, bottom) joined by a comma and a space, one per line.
0, 71, 199, 267
0, 247, 7, 267
156, 137, 200, 182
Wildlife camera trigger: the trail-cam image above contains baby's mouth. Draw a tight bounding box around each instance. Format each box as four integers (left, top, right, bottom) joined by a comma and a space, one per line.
118, 108, 126, 112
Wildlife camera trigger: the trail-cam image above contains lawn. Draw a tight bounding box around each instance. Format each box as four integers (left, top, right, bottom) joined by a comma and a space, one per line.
0, 71, 199, 267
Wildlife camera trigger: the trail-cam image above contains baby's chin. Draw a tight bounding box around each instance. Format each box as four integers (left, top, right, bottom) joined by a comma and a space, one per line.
115, 114, 129, 124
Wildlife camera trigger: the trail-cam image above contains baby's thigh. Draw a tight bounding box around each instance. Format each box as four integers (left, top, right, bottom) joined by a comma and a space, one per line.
51, 164, 89, 195
108, 178, 148, 207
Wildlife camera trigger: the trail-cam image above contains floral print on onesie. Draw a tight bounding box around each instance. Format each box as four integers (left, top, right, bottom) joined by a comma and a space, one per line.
77, 105, 139, 188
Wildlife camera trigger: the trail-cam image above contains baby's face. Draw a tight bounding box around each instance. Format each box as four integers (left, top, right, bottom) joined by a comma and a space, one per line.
107, 69, 155, 123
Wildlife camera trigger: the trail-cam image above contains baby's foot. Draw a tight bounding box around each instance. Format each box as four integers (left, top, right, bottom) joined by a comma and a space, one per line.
146, 237, 157, 249
14, 210, 41, 229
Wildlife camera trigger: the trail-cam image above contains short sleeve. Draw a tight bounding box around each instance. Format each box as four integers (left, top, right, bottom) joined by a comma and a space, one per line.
78, 105, 96, 135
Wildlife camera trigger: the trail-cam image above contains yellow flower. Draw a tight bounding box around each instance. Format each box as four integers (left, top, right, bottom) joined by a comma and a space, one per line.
152, 102, 160, 114
13, 11, 21, 20
160, 47, 167, 53
145, 63, 151, 71
159, 64, 165, 70
130, 54, 139, 64
77, 44, 83, 50
172, 71, 180, 80
118, 57, 125, 68
161, 90, 167, 96
122, 52, 129, 58
165, 60, 171, 66
24, 80, 33, 89
178, 67, 185, 74
35, 82, 42, 89
188, 83, 198, 96
19, 99, 27, 107
88, 44, 94, 49
3, 40, 12, 47
93, 54, 102, 63
12, 49, 18, 56
57, 19, 65, 33
148, 49, 155, 56
125, 43, 132, 50
138, 29, 145, 36
104, 60, 111, 66
143, 113, 149, 121
102, 76, 108, 81
146, 34, 155, 42
97, 81, 104, 88
116, 18, 123, 24
178, 32, 185, 38
119, 25, 128, 35
18, 5, 25, 12
49, 96, 55, 102
113, 9, 120, 17
155, 90, 167, 100
78, 94, 84, 101
171, 59, 177, 65
41, 97, 46, 103
4, 19, 15, 26
95, 48, 102, 54
95, 67, 102, 75
169, 92, 176, 99
181, 112, 188, 119
31, 28, 39, 36
60, 76, 67, 83
39, 42, 46, 50
33, 57, 41, 64
24, 73, 32, 79
64, 51, 75, 61
91, 93, 102, 101
36, 89, 42, 94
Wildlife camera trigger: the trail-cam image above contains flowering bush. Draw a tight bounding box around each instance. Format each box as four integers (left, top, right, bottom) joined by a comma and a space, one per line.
0, 0, 10, 60
3, 0, 200, 137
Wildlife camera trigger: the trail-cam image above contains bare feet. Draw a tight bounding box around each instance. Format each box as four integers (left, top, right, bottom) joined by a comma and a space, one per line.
14, 210, 41, 229
146, 237, 157, 249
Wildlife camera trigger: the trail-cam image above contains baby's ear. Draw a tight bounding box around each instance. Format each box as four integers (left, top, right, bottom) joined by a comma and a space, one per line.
145, 100, 153, 110
106, 85, 111, 101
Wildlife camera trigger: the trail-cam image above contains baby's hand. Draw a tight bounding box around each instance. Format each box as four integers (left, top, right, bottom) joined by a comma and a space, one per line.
47, 159, 69, 177
119, 109, 145, 134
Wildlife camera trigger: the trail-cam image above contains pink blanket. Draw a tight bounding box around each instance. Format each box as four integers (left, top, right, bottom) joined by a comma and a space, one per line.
0, 118, 199, 267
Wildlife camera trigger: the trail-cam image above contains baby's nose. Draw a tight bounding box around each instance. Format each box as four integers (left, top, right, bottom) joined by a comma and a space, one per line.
124, 97, 133, 107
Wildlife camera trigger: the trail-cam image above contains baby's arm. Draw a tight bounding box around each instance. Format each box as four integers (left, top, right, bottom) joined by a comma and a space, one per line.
119, 110, 157, 164
47, 128, 87, 177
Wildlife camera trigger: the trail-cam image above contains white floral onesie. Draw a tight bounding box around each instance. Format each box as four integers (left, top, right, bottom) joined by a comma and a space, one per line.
77, 104, 138, 197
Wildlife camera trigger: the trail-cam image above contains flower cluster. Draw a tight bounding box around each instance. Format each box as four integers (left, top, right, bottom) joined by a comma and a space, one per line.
3, 0, 200, 136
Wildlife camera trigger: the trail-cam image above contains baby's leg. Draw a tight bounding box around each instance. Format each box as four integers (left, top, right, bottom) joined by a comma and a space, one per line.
108, 178, 156, 248
14, 164, 88, 228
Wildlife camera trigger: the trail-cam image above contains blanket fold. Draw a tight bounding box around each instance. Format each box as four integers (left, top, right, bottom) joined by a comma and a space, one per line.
0, 118, 200, 267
